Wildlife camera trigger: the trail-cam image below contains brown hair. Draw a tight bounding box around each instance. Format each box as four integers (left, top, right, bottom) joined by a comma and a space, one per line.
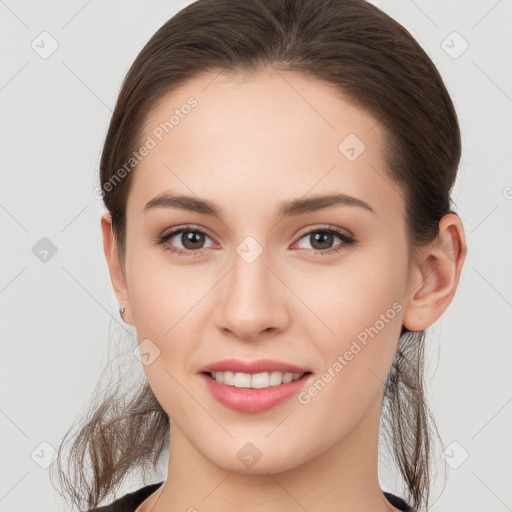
50, 0, 461, 509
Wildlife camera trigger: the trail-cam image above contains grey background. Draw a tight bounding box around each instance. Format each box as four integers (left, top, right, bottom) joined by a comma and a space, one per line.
1, 1, 511, 511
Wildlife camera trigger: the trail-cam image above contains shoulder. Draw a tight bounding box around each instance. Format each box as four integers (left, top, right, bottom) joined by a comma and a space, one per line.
383, 491, 416, 511
84, 481, 164, 512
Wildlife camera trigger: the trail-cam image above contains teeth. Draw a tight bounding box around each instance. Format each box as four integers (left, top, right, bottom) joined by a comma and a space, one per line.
211, 371, 304, 388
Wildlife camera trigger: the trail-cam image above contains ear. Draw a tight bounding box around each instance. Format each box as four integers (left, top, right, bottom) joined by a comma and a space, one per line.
402, 213, 467, 332
101, 211, 133, 325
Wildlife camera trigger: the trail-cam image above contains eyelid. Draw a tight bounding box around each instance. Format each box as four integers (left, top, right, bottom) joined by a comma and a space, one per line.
293, 223, 353, 241
160, 224, 218, 242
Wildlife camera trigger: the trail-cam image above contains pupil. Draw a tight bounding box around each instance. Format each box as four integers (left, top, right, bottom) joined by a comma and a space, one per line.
183, 231, 204, 249
312, 232, 332, 250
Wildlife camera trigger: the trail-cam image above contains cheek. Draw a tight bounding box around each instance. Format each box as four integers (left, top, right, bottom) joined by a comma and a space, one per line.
296, 248, 406, 342
125, 242, 211, 381
125, 250, 203, 418
125, 240, 205, 333
293, 241, 407, 396
295, 259, 406, 439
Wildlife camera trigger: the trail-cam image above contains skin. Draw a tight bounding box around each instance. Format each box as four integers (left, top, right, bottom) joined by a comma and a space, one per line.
101, 69, 466, 512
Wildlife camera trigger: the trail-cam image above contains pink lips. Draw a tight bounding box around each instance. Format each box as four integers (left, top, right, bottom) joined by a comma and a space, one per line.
198, 358, 311, 374
198, 359, 313, 413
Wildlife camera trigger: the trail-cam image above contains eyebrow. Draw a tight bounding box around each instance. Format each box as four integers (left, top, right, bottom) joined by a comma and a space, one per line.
143, 191, 375, 218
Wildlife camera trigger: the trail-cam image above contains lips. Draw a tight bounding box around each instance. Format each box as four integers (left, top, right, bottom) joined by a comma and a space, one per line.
198, 358, 312, 375
200, 371, 313, 413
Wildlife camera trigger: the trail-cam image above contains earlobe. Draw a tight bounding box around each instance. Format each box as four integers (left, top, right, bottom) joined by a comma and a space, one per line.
100, 211, 132, 324
402, 213, 467, 332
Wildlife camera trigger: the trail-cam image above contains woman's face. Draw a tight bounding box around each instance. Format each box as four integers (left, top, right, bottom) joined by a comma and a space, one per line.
116, 70, 415, 473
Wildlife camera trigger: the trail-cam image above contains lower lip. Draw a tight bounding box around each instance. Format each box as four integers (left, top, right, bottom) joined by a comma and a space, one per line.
200, 372, 312, 413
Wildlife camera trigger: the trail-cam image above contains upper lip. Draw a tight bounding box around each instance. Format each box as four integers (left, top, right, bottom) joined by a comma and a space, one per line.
199, 359, 312, 375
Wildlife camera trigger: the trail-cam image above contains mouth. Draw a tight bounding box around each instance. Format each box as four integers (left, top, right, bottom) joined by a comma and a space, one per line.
202, 370, 313, 389
200, 370, 314, 413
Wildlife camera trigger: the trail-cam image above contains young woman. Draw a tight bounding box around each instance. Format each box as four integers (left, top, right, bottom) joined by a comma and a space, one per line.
50, 0, 466, 511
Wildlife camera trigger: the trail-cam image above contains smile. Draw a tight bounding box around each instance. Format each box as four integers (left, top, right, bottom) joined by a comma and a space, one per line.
201, 371, 313, 413
208, 370, 307, 388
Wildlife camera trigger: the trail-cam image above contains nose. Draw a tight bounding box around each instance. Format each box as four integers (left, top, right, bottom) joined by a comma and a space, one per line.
214, 248, 290, 341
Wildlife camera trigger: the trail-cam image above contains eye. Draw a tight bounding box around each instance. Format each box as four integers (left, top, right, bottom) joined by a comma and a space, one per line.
156, 226, 216, 257
156, 224, 356, 257
293, 226, 356, 255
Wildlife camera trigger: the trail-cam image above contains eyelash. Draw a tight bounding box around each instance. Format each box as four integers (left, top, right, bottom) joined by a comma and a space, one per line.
156, 224, 357, 258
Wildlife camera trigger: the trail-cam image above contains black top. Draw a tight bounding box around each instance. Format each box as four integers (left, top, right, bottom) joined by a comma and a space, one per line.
85, 481, 415, 511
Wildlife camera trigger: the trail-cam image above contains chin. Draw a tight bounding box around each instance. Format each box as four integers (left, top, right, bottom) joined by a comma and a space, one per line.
203, 440, 308, 475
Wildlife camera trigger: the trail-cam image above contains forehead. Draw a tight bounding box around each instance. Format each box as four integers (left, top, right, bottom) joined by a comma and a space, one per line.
128, 69, 403, 220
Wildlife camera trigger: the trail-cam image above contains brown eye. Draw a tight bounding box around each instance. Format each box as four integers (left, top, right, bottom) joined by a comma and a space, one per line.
180, 230, 206, 250
309, 231, 335, 251
295, 228, 354, 253
158, 227, 216, 256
